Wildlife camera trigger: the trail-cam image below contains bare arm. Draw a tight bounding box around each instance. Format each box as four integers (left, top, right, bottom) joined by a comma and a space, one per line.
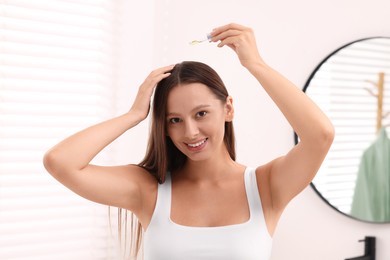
43, 65, 174, 215
211, 24, 335, 217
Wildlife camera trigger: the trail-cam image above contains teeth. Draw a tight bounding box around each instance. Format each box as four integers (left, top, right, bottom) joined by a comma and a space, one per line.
187, 139, 206, 147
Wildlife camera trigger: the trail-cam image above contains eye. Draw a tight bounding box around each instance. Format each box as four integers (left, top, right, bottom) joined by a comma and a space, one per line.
196, 111, 208, 118
168, 117, 182, 124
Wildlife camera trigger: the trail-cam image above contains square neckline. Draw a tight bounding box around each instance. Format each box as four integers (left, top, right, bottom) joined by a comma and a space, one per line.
168, 167, 253, 230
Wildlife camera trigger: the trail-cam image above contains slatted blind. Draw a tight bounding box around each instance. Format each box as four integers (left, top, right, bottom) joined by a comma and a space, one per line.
307, 38, 390, 215
0, 0, 121, 259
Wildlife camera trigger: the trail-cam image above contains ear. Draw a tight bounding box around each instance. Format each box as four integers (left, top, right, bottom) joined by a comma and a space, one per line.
224, 96, 234, 122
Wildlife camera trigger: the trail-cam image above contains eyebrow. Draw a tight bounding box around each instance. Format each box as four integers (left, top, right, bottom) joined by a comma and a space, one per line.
167, 104, 211, 117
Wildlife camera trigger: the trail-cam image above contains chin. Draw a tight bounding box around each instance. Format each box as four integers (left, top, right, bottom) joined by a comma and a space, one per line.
185, 151, 215, 163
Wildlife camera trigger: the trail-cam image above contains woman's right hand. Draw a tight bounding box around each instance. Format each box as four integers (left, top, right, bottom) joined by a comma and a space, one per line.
43, 65, 175, 218
130, 65, 174, 121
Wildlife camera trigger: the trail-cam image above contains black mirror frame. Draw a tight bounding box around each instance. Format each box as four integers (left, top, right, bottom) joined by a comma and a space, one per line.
295, 36, 390, 224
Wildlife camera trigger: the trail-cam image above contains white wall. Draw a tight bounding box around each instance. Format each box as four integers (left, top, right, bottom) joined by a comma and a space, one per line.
117, 0, 390, 259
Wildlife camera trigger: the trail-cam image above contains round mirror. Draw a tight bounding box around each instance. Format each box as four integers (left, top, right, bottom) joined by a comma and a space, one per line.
298, 37, 390, 223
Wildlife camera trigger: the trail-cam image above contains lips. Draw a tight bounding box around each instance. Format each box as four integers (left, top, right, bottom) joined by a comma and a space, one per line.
186, 138, 207, 147
185, 138, 208, 151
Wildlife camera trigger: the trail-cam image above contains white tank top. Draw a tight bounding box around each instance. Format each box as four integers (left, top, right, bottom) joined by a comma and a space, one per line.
143, 167, 272, 260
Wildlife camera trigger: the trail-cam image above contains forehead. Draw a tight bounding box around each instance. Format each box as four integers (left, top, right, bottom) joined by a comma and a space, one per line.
166, 83, 221, 113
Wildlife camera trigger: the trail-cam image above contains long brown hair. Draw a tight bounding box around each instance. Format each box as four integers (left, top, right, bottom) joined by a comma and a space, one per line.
123, 61, 236, 258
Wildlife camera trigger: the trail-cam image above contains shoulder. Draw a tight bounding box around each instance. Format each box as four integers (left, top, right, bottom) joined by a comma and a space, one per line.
122, 164, 159, 199
254, 163, 272, 188
254, 163, 279, 236
121, 165, 159, 223
254, 163, 275, 210
124, 164, 159, 184
102, 164, 158, 191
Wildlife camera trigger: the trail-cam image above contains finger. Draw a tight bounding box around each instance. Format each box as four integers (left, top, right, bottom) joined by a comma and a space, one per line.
211, 23, 247, 37
212, 23, 247, 33
217, 35, 242, 48
146, 65, 175, 85
145, 72, 171, 89
211, 29, 242, 43
150, 64, 175, 77
156, 71, 172, 82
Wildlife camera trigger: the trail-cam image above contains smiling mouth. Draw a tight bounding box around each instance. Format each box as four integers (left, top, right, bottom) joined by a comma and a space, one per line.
186, 138, 208, 148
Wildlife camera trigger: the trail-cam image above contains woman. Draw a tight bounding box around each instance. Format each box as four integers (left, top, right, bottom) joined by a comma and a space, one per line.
43, 23, 334, 259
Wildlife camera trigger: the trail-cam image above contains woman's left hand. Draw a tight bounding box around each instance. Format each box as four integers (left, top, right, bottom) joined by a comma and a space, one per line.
210, 23, 263, 69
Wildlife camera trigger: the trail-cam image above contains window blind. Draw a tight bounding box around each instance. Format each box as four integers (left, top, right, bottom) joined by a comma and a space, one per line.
0, 0, 121, 259
307, 38, 390, 214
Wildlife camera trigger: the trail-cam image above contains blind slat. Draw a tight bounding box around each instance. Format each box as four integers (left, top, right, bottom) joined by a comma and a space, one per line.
0, 78, 108, 93
0, 0, 115, 17
0, 1, 120, 258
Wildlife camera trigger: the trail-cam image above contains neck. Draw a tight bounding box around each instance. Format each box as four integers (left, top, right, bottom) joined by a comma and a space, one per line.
178, 150, 242, 183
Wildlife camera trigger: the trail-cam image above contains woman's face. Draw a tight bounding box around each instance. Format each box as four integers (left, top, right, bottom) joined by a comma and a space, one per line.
166, 83, 233, 162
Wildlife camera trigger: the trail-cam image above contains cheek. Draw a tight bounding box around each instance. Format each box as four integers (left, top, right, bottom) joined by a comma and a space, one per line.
167, 128, 187, 153
167, 126, 181, 141
205, 120, 226, 140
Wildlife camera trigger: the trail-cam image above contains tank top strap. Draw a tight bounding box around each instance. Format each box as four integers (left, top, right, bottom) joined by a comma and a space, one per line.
244, 167, 264, 218
150, 173, 172, 224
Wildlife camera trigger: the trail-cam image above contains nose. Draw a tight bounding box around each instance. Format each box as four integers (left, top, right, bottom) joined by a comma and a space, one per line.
184, 119, 199, 139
